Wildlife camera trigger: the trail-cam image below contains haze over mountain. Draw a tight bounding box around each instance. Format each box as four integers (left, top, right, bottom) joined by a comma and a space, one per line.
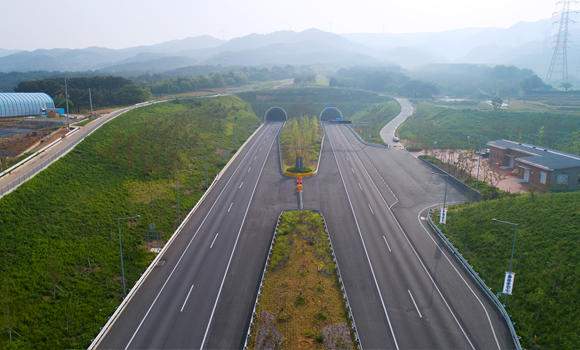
0, 17, 575, 81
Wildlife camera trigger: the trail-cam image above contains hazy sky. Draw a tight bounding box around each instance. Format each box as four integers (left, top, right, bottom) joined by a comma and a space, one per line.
0, 0, 561, 50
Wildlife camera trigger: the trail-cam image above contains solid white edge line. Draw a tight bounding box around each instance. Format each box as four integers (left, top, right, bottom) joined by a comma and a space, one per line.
326, 124, 398, 350
383, 236, 392, 252
200, 123, 282, 349
335, 124, 475, 350
228, 202, 233, 212
408, 290, 422, 318
122, 123, 271, 349
210, 233, 219, 248
180, 285, 195, 312
417, 204, 501, 350
368, 204, 374, 214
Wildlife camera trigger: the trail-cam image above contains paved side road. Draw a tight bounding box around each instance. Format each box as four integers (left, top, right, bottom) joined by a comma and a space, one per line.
381, 97, 413, 148
0, 105, 139, 191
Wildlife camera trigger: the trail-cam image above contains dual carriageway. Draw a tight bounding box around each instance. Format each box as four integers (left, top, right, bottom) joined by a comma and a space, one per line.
94, 103, 516, 349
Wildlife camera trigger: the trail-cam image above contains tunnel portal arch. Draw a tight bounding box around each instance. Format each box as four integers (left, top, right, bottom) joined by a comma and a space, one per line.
264, 106, 288, 122
319, 107, 344, 121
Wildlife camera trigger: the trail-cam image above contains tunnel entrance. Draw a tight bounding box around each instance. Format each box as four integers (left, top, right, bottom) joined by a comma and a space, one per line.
264, 106, 288, 122
319, 107, 343, 121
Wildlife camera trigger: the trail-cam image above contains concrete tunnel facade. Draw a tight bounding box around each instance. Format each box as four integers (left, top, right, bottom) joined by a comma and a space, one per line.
264, 106, 288, 122
319, 107, 343, 121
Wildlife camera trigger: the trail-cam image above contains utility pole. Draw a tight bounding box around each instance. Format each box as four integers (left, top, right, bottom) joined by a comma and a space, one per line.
89, 88, 93, 117
65, 78, 70, 129
546, 0, 578, 85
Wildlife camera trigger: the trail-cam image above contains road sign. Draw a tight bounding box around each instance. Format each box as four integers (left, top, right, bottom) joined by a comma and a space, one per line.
503, 272, 515, 295
149, 223, 156, 230
440, 208, 447, 224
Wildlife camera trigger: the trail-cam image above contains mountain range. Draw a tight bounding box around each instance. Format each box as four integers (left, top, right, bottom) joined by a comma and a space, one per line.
0, 18, 576, 82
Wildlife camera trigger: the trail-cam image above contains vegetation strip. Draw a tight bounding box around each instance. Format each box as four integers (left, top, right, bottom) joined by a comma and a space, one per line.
245, 210, 360, 350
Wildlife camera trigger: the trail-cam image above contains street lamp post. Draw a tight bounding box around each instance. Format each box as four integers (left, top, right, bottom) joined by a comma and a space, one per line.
432, 172, 448, 230
492, 218, 518, 307
464, 133, 483, 190
118, 215, 141, 297
176, 169, 193, 225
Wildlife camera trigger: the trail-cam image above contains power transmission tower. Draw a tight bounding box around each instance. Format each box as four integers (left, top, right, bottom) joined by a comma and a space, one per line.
546, 0, 578, 85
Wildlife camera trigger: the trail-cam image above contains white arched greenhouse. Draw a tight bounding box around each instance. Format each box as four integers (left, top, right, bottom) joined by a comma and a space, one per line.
0, 93, 55, 118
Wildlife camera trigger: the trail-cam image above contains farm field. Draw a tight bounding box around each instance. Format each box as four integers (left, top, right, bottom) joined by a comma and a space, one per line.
0, 96, 259, 349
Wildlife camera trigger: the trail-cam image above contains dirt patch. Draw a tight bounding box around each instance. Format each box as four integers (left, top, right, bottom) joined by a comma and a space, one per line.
255, 310, 283, 350
321, 322, 354, 349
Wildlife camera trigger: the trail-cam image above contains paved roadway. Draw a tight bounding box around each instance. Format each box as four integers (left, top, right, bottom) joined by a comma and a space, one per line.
98, 110, 516, 349
98, 122, 294, 349
381, 97, 413, 148
309, 123, 514, 349
0, 105, 140, 191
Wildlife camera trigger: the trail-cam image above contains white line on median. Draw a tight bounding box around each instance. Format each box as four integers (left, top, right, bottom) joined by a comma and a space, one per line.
368, 204, 374, 214
210, 233, 219, 248
239, 182, 243, 189
408, 290, 422, 317
346, 156, 349, 161
248, 167, 251, 172
180, 285, 194, 312
383, 236, 392, 252
228, 202, 233, 212
259, 147, 262, 151
254, 156, 257, 160
358, 183, 362, 190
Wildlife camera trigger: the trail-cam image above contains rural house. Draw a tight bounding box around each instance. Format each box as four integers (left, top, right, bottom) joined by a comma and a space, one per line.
488, 139, 580, 191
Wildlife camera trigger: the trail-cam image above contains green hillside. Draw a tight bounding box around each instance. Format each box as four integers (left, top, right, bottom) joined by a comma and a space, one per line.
0, 96, 259, 349
237, 87, 392, 119
440, 192, 580, 349
398, 104, 580, 154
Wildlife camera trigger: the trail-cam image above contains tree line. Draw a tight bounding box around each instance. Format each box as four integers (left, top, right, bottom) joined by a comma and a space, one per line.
13, 76, 151, 112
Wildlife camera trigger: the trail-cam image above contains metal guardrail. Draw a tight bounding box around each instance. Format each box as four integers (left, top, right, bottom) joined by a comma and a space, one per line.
243, 209, 362, 349
417, 157, 483, 202
426, 210, 523, 350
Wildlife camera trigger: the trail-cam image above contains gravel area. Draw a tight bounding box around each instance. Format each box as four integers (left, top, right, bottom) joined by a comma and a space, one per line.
255, 310, 283, 350
321, 322, 353, 349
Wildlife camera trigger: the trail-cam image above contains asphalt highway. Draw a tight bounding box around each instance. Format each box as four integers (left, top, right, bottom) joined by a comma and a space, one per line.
97, 122, 286, 349
380, 97, 413, 148
317, 123, 515, 349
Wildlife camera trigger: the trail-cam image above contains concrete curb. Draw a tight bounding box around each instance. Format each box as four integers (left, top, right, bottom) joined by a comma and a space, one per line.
88, 123, 265, 350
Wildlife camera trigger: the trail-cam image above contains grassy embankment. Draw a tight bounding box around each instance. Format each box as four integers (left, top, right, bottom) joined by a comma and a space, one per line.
280, 117, 321, 173
249, 211, 354, 349
438, 192, 580, 349
237, 87, 391, 119
0, 96, 259, 349
349, 100, 401, 146
397, 103, 580, 155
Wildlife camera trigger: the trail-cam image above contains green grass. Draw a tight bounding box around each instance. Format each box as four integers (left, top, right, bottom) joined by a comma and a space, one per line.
398, 103, 580, 154
75, 118, 95, 127
249, 211, 354, 349
349, 100, 401, 146
0, 96, 259, 349
439, 192, 580, 349
280, 117, 322, 172
237, 87, 393, 120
